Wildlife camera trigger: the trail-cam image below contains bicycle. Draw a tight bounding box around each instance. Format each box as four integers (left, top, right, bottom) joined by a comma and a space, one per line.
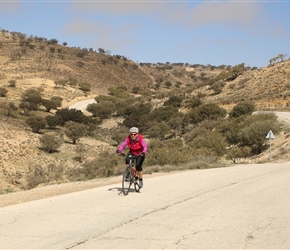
120, 153, 140, 195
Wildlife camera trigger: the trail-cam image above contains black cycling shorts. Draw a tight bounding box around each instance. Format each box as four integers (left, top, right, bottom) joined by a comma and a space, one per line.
125, 152, 145, 172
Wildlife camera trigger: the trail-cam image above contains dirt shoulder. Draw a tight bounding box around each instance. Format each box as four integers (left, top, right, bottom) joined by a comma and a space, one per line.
0, 172, 172, 208
0, 176, 121, 208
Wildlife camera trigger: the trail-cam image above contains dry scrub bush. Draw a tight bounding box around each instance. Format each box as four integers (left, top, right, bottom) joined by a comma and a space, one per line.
26, 164, 46, 189
39, 134, 63, 153
26, 163, 65, 189
187, 148, 219, 163
47, 163, 65, 182
79, 151, 118, 179
74, 143, 89, 162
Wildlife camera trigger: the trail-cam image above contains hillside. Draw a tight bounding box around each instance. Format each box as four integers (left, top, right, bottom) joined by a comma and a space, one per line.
204, 60, 290, 111
0, 31, 153, 99
1, 29, 290, 194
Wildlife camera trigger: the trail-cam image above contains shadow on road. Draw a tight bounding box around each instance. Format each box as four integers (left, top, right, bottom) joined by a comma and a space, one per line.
107, 187, 141, 196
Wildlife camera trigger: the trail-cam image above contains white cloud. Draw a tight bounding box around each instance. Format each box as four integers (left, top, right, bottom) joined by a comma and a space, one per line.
63, 19, 110, 36
62, 19, 138, 52
188, 2, 262, 28
0, 2, 20, 13
67, 1, 282, 36
186, 1, 285, 37
64, 0, 286, 56
69, 0, 163, 14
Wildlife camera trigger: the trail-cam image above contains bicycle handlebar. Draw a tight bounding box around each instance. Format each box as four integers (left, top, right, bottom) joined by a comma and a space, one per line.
118, 152, 140, 158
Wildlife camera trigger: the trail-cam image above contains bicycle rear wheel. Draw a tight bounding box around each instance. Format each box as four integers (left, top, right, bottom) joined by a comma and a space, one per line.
122, 166, 132, 195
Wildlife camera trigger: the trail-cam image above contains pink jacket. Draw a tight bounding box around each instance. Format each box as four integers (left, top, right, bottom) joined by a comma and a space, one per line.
118, 134, 147, 155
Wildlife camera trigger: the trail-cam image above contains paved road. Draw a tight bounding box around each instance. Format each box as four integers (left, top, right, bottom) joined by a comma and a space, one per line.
69, 98, 96, 112
273, 111, 290, 124
1, 162, 290, 249
254, 111, 290, 125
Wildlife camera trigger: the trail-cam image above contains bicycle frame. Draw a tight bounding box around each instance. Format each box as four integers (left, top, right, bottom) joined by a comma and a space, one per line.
121, 153, 140, 195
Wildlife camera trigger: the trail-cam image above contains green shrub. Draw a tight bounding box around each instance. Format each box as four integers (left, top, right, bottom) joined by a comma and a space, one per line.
64, 121, 87, 144
229, 100, 255, 118
146, 121, 171, 140
21, 88, 42, 104
146, 139, 190, 166
122, 103, 152, 130
188, 103, 227, 124
42, 96, 62, 112
184, 127, 208, 143
184, 96, 202, 108
219, 112, 281, 154
56, 108, 90, 124
168, 112, 187, 131
95, 95, 118, 103
211, 80, 226, 94
108, 87, 131, 98
8, 80, 16, 87
131, 86, 140, 94
26, 116, 46, 133
226, 146, 251, 163
149, 106, 178, 123
0, 87, 8, 97
79, 82, 91, 92
238, 113, 281, 154
111, 126, 129, 145
163, 95, 183, 107
188, 130, 227, 157
45, 115, 63, 129
86, 101, 115, 118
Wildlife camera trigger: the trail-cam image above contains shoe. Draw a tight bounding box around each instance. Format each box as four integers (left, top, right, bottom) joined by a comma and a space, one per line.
139, 180, 143, 188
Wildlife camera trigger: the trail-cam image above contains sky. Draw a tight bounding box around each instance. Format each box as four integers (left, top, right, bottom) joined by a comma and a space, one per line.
0, 0, 289, 68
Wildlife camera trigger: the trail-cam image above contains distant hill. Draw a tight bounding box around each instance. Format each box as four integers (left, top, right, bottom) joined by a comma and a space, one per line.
2, 30, 289, 111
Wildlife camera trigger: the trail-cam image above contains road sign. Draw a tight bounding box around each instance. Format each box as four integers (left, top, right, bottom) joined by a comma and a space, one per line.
266, 130, 275, 161
266, 130, 275, 139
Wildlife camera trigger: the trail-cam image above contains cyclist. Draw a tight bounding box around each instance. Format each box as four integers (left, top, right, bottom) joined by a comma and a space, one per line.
117, 127, 147, 188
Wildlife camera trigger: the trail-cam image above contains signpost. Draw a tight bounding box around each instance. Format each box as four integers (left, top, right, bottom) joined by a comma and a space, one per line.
266, 130, 275, 161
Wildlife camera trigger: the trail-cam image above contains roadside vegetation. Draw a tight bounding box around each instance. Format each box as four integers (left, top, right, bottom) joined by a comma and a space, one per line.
0, 29, 287, 192
11, 85, 282, 190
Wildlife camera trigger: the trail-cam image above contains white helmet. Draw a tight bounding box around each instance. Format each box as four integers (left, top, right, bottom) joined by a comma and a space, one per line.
129, 127, 139, 133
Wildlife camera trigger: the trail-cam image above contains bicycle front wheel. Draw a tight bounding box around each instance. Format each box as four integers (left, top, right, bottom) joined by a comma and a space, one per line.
122, 166, 132, 195
134, 182, 140, 193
